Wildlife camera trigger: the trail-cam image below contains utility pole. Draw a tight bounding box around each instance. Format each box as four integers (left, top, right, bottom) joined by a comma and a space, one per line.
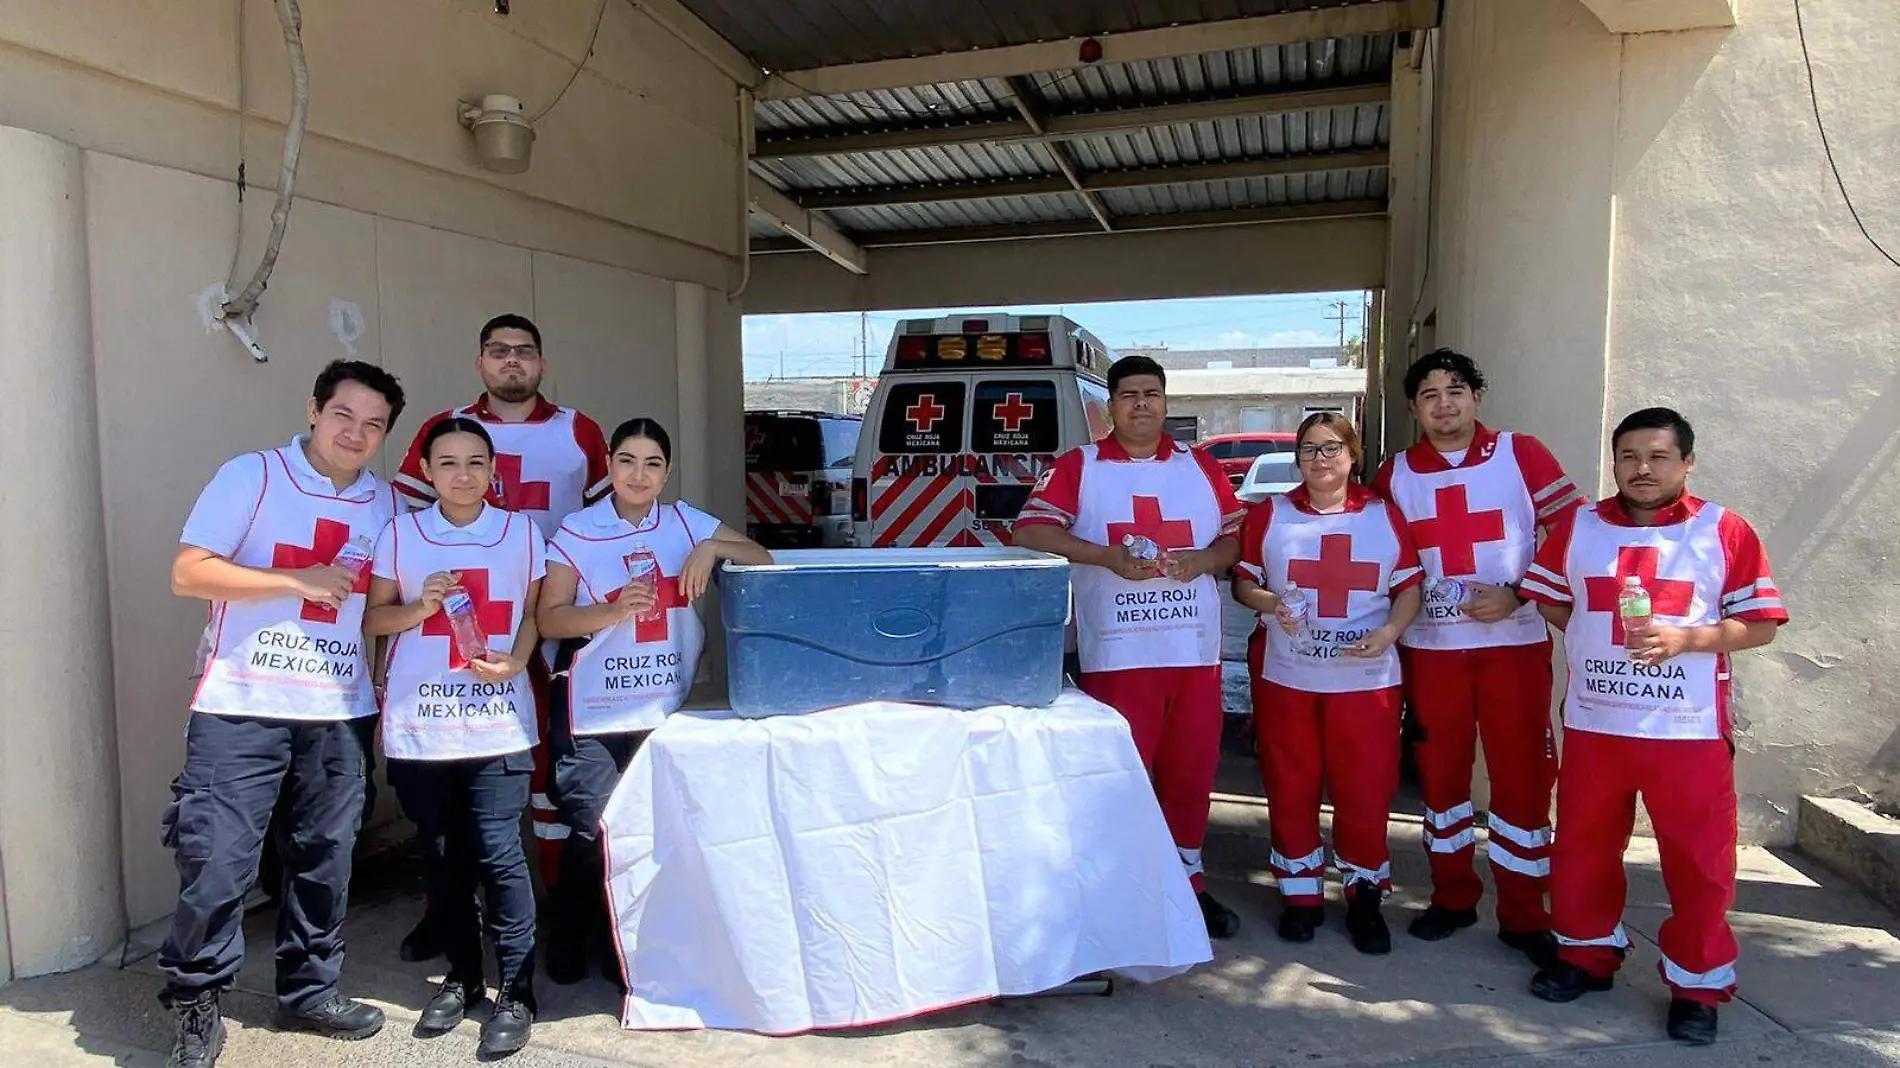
1325, 299, 1353, 353
859, 311, 869, 378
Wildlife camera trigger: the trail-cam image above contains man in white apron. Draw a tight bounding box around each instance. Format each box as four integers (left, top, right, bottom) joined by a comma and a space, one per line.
1520, 408, 1786, 1047
158, 361, 404, 1068
1016, 354, 1246, 939
392, 313, 609, 957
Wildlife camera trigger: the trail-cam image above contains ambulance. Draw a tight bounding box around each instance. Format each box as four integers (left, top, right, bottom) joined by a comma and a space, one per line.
852, 313, 1114, 547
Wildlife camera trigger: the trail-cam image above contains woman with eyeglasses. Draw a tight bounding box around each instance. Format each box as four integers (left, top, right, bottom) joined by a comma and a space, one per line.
1231, 412, 1424, 955
535, 417, 771, 989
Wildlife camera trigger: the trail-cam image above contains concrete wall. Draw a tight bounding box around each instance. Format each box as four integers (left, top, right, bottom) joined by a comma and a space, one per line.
0, 0, 747, 971
1385, 0, 1900, 841
745, 216, 1388, 313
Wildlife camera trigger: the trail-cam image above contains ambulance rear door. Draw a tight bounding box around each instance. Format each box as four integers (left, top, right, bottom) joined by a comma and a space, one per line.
862, 375, 974, 547
968, 374, 1065, 546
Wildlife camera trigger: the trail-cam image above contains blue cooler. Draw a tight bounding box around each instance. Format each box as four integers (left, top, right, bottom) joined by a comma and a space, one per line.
719, 547, 1069, 717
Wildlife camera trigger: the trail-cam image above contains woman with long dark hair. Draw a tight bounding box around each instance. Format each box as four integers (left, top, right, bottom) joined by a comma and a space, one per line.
536, 417, 771, 986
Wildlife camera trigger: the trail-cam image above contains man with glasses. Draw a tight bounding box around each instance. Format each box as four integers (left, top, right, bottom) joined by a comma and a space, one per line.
392, 313, 610, 960
1016, 354, 1247, 940
1371, 348, 1583, 963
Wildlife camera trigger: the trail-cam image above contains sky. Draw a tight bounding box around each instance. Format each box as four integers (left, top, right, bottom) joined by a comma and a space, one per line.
743, 290, 1371, 381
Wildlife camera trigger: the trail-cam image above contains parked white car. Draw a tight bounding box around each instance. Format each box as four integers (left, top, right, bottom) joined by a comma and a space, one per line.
1235, 452, 1302, 503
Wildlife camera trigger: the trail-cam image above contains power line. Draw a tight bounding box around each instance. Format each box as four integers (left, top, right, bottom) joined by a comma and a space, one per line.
529, 0, 610, 123
1792, 0, 1898, 268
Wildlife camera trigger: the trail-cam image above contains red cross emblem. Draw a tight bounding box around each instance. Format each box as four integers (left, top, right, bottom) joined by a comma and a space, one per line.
906, 394, 946, 433
420, 569, 515, 670
606, 556, 689, 643
1105, 496, 1197, 553
993, 392, 1035, 433
1583, 545, 1696, 644
1409, 485, 1507, 577
1287, 533, 1382, 618
271, 518, 369, 623
489, 453, 551, 513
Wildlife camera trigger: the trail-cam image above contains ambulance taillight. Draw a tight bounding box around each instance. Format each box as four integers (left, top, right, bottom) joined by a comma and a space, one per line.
961, 319, 990, 334
1019, 332, 1052, 363
851, 478, 868, 522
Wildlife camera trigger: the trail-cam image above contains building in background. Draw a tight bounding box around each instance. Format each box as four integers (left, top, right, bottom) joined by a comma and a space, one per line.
1163, 367, 1366, 441
1118, 344, 1349, 372
745, 376, 875, 415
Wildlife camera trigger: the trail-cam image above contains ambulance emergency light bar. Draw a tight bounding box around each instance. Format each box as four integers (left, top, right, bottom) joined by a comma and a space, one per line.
888, 313, 1059, 371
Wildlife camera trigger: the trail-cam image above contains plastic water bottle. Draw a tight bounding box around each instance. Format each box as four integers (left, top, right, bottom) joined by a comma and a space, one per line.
1430, 576, 1469, 608
625, 545, 663, 623
441, 585, 492, 664
330, 534, 374, 584
1279, 587, 1313, 655
1120, 533, 1161, 563
1618, 575, 1652, 655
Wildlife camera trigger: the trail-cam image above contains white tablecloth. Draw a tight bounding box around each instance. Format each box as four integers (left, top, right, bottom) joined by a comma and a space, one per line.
602, 690, 1212, 1034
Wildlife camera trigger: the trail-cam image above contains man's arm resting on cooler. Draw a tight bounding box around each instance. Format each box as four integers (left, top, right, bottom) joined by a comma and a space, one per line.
1012, 522, 1112, 568
172, 545, 306, 602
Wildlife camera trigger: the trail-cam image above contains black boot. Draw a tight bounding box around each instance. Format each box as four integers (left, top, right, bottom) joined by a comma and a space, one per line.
480, 980, 536, 1057
400, 913, 444, 963
1530, 961, 1614, 1003
1344, 890, 1391, 955
416, 976, 485, 1036
1666, 998, 1718, 1045
1407, 904, 1478, 941
1276, 904, 1325, 944
1197, 890, 1241, 940
275, 993, 386, 1040
163, 989, 225, 1068
1498, 928, 1560, 970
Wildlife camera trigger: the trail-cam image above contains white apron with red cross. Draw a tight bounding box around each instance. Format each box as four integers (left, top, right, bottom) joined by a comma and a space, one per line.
380, 507, 541, 761
191, 446, 395, 721
1385, 433, 1548, 650
550, 499, 704, 736
1255, 495, 1409, 694
1559, 507, 1727, 740
1070, 448, 1226, 673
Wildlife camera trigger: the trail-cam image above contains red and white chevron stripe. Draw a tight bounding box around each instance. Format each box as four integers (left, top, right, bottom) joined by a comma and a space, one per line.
745, 472, 812, 526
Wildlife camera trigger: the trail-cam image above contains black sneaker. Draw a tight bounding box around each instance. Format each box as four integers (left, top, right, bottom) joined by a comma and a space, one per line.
479, 983, 536, 1057
1276, 904, 1324, 944
1407, 904, 1479, 941
1530, 961, 1615, 1003
1666, 998, 1718, 1046
399, 914, 443, 963
1197, 890, 1241, 940
416, 978, 484, 1036
1344, 891, 1391, 955
163, 989, 225, 1068
1498, 928, 1560, 970
275, 993, 386, 1040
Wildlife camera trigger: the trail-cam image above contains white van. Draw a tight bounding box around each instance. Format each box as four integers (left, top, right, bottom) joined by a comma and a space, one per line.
852, 313, 1114, 548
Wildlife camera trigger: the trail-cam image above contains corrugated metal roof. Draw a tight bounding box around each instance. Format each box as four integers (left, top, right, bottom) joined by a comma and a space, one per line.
821, 195, 1098, 234
680, 0, 1390, 73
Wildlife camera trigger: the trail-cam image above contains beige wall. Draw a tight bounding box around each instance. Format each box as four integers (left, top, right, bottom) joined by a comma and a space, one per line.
0, 0, 748, 970
745, 216, 1389, 314
1386, 0, 1900, 841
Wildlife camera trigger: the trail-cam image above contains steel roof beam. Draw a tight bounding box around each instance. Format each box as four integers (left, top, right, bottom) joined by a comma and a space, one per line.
754, 82, 1390, 159
791, 149, 1390, 209
998, 76, 1113, 232
746, 171, 868, 274
749, 199, 1386, 252
756, 0, 1437, 101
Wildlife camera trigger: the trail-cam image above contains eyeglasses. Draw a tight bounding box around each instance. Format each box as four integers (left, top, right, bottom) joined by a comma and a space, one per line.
482, 342, 542, 360
1297, 441, 1347, 460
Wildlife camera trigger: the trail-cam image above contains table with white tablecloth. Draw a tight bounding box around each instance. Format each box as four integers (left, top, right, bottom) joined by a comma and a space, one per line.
601, 689, 1213, 1035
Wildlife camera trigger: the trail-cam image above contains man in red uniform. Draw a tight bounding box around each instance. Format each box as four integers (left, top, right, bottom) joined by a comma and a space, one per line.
1371, 349, 1582, 961
1015, 354, 1246, 938
1520, 407, 1786, 1046
394, 314, 609, 960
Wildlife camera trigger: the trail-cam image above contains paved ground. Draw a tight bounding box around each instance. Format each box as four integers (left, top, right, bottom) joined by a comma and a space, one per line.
3, 788, 1897, 1068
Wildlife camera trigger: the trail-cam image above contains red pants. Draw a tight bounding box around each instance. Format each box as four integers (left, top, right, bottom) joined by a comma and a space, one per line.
1078, 665, 1222, 893
1552, 729, 1739, 1005
1402, 643, 1557, 932
528, 656, 563, 888
1249, 636, 1400, 903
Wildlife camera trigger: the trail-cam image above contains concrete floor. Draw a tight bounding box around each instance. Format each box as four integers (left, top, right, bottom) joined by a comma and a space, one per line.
2, 795, 1897, 1068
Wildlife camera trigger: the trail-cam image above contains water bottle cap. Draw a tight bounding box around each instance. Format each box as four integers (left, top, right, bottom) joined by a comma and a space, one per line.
1623, 575, 1641, 586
